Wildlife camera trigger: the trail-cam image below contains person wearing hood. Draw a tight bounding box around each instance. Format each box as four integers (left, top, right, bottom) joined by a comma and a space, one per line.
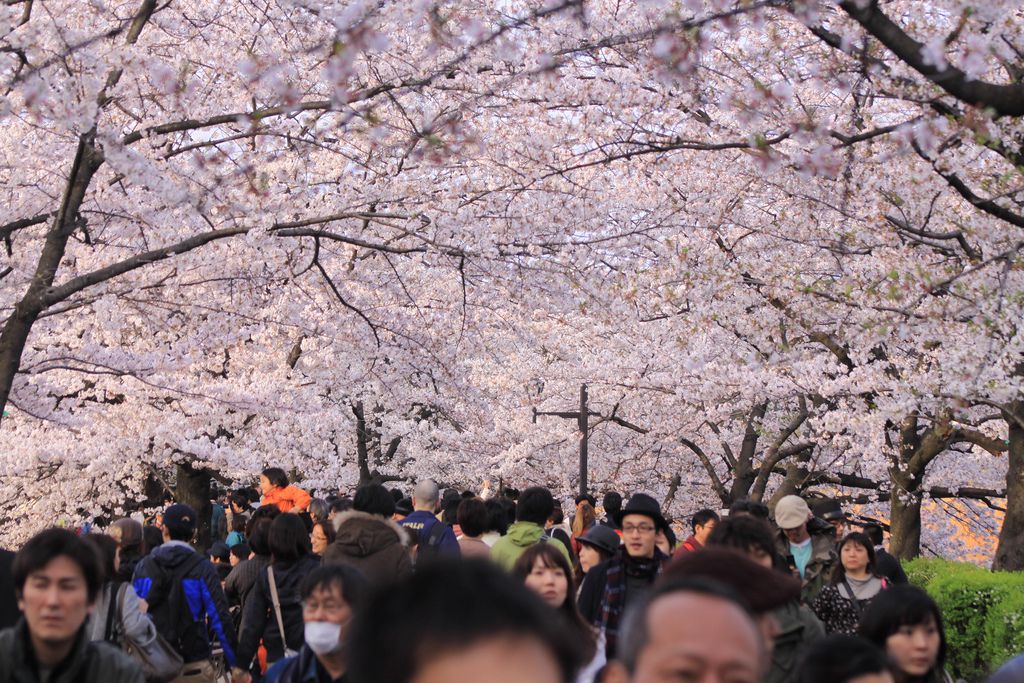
576, 493, 671, 660
133, 504, 237, 682
490, 487, 573, 570
322, 484, 412, 589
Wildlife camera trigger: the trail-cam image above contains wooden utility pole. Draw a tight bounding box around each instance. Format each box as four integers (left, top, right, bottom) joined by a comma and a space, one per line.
533, 384, 645, 498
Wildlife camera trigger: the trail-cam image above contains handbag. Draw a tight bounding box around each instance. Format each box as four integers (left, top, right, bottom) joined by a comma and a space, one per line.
268, 566, 299, 659
115, 582, 186, 683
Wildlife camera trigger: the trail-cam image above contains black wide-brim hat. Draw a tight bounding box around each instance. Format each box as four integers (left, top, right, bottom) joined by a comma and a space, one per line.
614, 493, 669, 532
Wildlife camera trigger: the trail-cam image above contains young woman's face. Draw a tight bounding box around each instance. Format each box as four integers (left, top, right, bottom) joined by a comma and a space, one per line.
841, 541, 870, 573
524, 557, 568, 609
885, 616, 941, 678
578, 545, 603, 573
259, 475, 272, 494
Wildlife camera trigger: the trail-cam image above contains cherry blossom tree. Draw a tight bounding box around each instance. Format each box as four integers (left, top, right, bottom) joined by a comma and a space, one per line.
2, 0, 1022, 567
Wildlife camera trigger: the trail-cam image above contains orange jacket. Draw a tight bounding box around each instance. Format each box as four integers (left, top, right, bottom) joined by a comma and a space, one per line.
261, 484, 311, 513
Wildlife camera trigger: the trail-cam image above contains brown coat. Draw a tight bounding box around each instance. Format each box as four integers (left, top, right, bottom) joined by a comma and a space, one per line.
322, 510, 412, 588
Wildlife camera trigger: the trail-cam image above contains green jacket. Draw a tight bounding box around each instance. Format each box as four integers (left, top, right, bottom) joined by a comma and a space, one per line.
0, 620, 144, 683
490, 521, 573, 570
775, 529, 837, 606
765, 600, 825, 683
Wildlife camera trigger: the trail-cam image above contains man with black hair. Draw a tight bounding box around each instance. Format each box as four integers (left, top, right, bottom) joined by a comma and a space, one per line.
0, 528, 144, 683
601, 576, 765, 683
577, 493, 672, 659
728, 498, 770, 520
398, 480, 459, 560
601, 491, 623, 531
673, 509, 719, 556
862, 524, 907, 585
490, 486, 572, 570
133, 504, 238, 683
347, 559, 585, 683
249, 565, 368, 683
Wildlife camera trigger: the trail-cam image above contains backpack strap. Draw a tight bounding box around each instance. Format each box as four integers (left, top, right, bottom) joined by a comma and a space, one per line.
148, 552, 205, 613
423, 522, 446, 550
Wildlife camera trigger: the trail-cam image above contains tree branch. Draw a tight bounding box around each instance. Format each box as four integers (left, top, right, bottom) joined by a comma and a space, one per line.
43, 226, 248, 305
839, 0, 1024, 116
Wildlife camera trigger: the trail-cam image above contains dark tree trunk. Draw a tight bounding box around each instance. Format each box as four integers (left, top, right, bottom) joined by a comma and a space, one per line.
994, 401, 1024, 570
889, 473, 922, 560
175, 462, 212, 550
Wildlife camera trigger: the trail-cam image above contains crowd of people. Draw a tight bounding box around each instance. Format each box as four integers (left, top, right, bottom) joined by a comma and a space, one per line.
1, 467, 1022, 683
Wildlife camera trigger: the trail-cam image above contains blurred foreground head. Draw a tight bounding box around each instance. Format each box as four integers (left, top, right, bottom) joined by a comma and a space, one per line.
347, 559, 585, 683
603, 575, 765, 683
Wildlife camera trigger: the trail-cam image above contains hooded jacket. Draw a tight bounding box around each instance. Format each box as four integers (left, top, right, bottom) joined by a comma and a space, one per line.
132, 540, 237, 667
489, 521, 573, 571
236, 554, 320, 668
322, 511, 412, 588
0, 620, 144, 683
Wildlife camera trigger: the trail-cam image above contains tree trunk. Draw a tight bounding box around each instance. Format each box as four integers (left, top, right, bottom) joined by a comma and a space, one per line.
889, 475, 922, 559
994, 401, 1024, 570
0, 133, 104, 423
175, 462, 212, 550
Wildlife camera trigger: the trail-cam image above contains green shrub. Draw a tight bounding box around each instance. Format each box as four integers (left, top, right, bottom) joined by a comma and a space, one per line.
983, 590, 1024, 673
903, 557, 977, 589
923, 565, 1024, 681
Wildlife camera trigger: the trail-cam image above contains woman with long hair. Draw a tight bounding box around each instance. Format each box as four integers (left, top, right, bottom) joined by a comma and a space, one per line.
813, 531, 887, 635
858, 584, 952, 683
513, 542, 602, 683
235, 513, 321, 672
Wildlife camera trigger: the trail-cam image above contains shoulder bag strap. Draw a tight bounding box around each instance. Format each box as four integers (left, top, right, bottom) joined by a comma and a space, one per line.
841, 578, 864, 620
114, 583, 129, 647
103, 583, 118, 642
268, 566, 288, 643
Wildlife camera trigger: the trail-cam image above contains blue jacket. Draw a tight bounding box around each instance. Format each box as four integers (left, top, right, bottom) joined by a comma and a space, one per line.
132, 541, 237, 667
398, 511, 459, 555
264, 645, 347, 683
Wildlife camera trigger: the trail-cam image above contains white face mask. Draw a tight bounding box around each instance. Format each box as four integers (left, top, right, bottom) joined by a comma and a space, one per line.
304, 621, 344, 655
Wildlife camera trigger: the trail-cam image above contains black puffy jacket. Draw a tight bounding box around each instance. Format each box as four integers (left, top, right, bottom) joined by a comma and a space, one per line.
0, 620, 144, 683
236, 554, 321, 668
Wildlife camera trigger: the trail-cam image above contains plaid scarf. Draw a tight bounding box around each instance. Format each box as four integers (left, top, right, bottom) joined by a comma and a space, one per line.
599, 548, 668, 657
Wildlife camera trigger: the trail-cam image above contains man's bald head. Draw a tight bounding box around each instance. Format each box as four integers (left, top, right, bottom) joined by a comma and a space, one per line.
414, 480, 440, 511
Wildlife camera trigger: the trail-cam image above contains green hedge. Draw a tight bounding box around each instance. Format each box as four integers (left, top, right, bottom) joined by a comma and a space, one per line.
904, 558, 1024, 681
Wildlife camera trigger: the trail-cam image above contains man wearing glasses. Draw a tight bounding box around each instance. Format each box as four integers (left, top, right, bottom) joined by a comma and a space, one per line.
577, 493, 671, 660
234, 565, 367, 683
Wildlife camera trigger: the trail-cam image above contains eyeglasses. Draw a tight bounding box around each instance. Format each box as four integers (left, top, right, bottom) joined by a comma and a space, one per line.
622, 524, 656, 535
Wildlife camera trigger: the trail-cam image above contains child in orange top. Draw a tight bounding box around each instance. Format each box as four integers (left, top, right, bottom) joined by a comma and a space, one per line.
259, 467, 311, 513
